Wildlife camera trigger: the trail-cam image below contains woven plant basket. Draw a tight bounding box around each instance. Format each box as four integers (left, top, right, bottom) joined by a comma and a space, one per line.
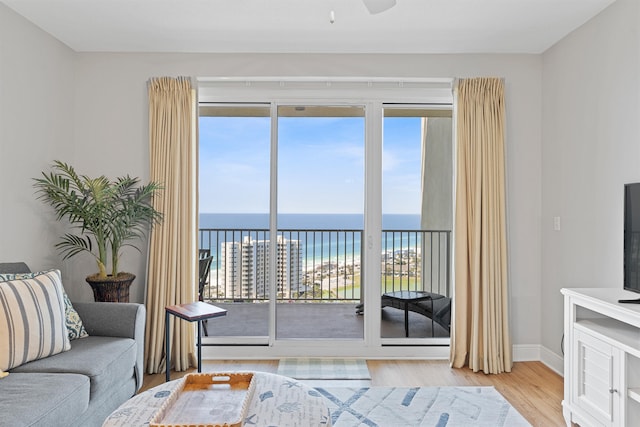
86, 273, 135, 302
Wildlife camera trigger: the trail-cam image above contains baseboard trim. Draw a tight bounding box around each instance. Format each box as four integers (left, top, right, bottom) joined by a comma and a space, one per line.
540, 345, 564, 376
512, 344, 540, 361
512, 344, 563, 376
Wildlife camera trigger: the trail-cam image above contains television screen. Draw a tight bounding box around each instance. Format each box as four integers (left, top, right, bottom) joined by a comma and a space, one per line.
624, 183, 640, 295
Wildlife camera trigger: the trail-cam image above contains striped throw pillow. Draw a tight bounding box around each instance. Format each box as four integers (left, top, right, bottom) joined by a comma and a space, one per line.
0, 269, 71, 371
0, 270, 88, 340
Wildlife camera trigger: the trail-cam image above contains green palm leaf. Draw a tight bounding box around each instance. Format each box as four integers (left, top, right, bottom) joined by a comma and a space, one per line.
34, 161, 163, 278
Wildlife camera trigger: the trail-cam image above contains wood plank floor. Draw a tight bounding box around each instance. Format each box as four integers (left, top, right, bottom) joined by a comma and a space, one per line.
142, 360, 565, 427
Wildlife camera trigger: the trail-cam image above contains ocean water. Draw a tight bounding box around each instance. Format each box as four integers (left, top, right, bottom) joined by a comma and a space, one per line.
199, 213, 420, 230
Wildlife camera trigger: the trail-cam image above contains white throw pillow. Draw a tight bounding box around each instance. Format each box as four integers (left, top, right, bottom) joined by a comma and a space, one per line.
0, 269, 71, 371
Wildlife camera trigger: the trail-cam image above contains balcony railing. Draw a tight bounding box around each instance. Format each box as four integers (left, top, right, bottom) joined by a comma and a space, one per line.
198, 228, 450, 302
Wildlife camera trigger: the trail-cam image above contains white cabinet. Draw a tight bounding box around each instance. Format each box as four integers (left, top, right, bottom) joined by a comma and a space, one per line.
572, 326, 619, 424
562, 288, 640, 427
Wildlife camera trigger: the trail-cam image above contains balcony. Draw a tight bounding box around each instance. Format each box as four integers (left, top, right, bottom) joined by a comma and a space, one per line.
198, 228, 451, 339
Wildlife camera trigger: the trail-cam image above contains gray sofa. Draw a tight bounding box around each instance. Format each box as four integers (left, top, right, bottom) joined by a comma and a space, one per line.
0, 263, 145, 427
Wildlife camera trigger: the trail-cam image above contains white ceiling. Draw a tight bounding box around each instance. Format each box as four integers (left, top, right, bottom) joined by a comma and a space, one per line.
1, 0, 617, 54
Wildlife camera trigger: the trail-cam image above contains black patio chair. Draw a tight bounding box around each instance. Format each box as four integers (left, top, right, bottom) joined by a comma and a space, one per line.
198, 255, 214, 335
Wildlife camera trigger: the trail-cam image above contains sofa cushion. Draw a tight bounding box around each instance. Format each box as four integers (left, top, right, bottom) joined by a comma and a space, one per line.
0, 262, 31, 274
11, 335, 137, 398
0, 372, 89, 427
0, 269, 70, 371
0, 269, 89, 341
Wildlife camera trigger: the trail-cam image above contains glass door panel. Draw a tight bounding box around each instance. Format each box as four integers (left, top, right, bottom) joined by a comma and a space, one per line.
198, 104, 271, 343
276, 105, 365, 339
381, 107, 453, 341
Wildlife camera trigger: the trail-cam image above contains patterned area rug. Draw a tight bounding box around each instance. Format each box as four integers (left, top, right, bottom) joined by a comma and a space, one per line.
277, 358, 371, 380
314, 386, 531, 427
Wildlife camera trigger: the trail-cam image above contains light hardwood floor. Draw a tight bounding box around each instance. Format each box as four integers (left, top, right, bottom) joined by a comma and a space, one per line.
142, 360, 565, 427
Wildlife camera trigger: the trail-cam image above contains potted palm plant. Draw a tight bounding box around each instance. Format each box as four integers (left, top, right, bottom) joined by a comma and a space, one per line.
34, 160, 163, 302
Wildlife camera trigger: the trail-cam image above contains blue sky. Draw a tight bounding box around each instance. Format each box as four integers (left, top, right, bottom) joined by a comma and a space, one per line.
199, 116, 422, 214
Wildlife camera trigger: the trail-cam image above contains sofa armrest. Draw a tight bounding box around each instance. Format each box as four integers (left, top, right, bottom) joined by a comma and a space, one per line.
74, 302, 146, 391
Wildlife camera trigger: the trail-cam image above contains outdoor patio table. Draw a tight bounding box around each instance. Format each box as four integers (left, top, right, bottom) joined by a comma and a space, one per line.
382, 290, 444, 337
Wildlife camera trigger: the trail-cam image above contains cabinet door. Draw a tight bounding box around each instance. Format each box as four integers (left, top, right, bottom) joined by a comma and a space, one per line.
573, 328, 620, 426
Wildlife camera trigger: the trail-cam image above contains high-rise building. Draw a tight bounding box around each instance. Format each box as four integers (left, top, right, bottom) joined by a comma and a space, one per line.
221, 235, 302, 299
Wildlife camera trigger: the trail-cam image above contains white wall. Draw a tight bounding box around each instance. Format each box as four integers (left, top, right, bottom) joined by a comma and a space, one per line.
73, 54, 543, 349
542, 0, 640, 366
0, 4, 76, 287
1, 4, 543, 351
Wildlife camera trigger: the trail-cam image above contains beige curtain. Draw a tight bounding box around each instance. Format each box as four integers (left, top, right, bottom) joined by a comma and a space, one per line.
145, 77, 198, 375
450, 77, 512, 374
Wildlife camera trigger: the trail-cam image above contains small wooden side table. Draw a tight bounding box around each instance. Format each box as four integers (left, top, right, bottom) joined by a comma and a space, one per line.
165, 301, 227, 382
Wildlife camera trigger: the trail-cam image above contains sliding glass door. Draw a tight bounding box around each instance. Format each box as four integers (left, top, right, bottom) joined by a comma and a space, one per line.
198, 104, 271, 344
381, 106, 453, 343
197, 78, 454, 354
276, 105, 365, 340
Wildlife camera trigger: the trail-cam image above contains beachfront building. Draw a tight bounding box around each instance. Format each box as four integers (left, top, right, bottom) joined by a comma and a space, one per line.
221, 235, 303, 300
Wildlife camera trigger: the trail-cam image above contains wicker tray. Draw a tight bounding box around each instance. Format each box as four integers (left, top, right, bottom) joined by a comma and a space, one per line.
150, 372, 255, 427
